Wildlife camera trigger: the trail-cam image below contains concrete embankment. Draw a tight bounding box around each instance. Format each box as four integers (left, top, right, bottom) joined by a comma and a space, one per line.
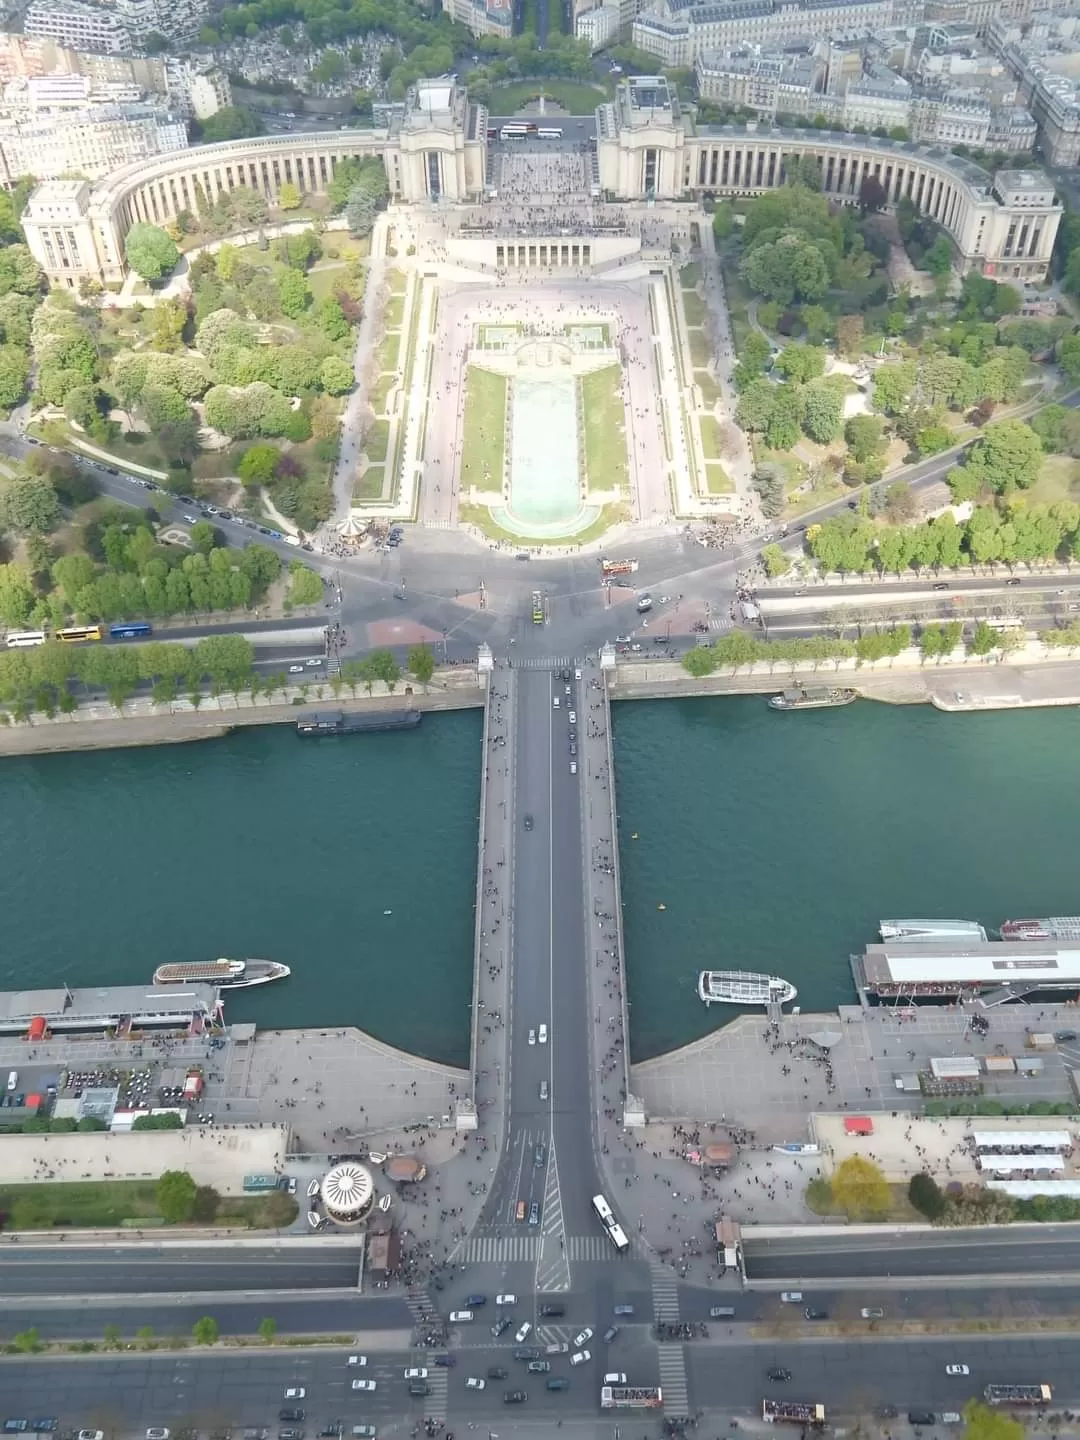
609, 649, 1080, 713
0, 673, 484, 758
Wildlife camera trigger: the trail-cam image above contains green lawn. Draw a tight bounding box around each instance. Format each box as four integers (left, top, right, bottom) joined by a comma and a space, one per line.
353, 465, 385, 501
682, 289, 706, 328
687, 328, 712, 368
384, 294, 406, 329
720, 260, 755, 355
370, 372, 397, 413
696, 371, 721, 406
1029, 453, 1080, 505
681, 262, 702, 289
375, 331, 400, 373
0, 1178, 295, 1230
363, 418, 390, 464
460, 365, 507, 491
580, 365, 628, 494
700, 415, 725, 461
460, 499, 631, 547
308, 262, 356, 304
490, 80, 610, 114
705, 463, 734, 494
387, 269, 407, 295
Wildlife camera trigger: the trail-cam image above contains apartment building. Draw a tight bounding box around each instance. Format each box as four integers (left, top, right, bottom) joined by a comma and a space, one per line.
0, 101, 186, 182
439, 0, 512, 39
24, 1, 133, 56
633, 0, 900, 66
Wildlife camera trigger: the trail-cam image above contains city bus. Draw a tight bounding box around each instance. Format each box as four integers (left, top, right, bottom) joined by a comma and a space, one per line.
55, 624, 104, 643
5, 630, 46, 648
532, 592, 544, 624
592, 1193, 630, 1253
500, 124, 529, 141
537, 127, 563, 139
110, 622, 152, 640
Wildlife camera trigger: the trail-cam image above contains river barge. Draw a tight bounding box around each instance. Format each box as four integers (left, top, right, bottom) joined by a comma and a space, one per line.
880, 919, 988, 943
698, 971, 797, 1007
153, 958, 290, 990
296, 709, 422, 736
1000, 917, 1080, 942
767, 687, 857, 711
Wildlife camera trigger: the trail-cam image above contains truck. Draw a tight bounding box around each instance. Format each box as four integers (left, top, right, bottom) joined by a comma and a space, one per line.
182, 1069, 203, 1101
762, 1400, 826, 1426
242, 1174, 281, 1193
600, 559, 638, 578
984, 1385, 1052, 1406
600, 1387, 662, 1410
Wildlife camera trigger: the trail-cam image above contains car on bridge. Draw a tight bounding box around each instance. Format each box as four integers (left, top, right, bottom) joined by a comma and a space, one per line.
528, 1029, 536, 1045
539, 1080, 548, 1099
534, 1143, 547, 1166
538, 1023, 548, 1043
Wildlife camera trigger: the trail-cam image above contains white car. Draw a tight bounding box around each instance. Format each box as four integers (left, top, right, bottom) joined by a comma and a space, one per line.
404, 1368, 428, 1380
604, 1373, 626, 1385
496, 1293, 517, 1306
553, 695, 560, 708
945, 1365, 970, 1376
570, 761, 577, 775
515, 1322, 532, 1343
449, 1310, 474, 1323
538, 1023, 548, 1044
284, 1389, 306, 1400
78, 1432, 104, 1440
465, 1378, 486, 1391
351, 1379, 376, 1392
575, 668, 582, 680
568, 710, 577, 724
570, 1350, 591, 1366
146, 1431, 169, 1440
528, 1029, 536, 1046
348, 1355, 367, 1366
574, 1328, 593, 1347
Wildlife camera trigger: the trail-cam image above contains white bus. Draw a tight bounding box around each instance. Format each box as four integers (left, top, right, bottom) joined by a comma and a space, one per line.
538, 126, 563, 139
6, 630, 46, 648
592, 1193, 630, 1253
500, 124, 528, 140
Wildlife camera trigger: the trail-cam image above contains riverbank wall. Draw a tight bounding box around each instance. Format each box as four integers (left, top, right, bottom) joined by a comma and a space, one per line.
0, 670, 484, 758
609, 647, 1080, 712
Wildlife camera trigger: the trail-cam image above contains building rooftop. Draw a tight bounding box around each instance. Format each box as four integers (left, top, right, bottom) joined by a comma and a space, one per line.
861, 940, 1080, 987
0, 982, 222, 1030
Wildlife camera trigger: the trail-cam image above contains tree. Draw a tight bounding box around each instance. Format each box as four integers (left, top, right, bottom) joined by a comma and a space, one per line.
345, 184, 378, 237
286, 562, 324, 604
156, 1168, 197, 1223
835, 314, 864, 358
192, 1315, 220, 1345
320, 355, 354, 396
408, 643, 435, 683
801, 383, 843, 443
908, 1171, 947, 1220
761, 543, 791, 578
311, 297, 348, 341
200, 106, 265, 143
961, 419, 1043, 494
845, 414, 885, 463
0, 344, 30, 408
278, 181, 302, 211
124, 224, 179, 282
278, 269, 311, 319
873, 361, 917, 416
924, 233, 953, 275
238, 443, 282, 486
258, 1316, 278, 1342
775, 345, 824, 384
830, 1155, 891, 1216
0, 474, 61, 534
858, 174, 887, 213
962, 1404, 1024, 1440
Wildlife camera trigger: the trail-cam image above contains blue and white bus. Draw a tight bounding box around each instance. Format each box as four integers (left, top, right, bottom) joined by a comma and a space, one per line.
110, 621, 153, 640
592, 1193, 630, 1253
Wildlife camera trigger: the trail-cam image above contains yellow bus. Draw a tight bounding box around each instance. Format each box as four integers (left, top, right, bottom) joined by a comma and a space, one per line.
55, 624, 104, 643
532, 592, 544, 624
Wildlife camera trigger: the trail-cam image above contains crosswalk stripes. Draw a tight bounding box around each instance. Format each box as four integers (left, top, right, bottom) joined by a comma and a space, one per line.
657, 1343, 690, 1417
535, 1323, 574, 1347
405, 1288, 437, 1324
566, 1234, 618, 1262
511, 655, 578, 670
708, 615, 732, 632
649, 1258, 682, 1322
423, 1368, 449, 1422
459, 1234, 541, 1264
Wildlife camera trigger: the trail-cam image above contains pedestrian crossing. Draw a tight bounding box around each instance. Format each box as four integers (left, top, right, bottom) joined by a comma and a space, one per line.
405, 1288, 438, 1325
423, 1368, 449, 1422
567, 1234, 627, 1262
511, 655, 580, 670
657, 1342, 690, 1417
459, 1234, 541, 1263
649, 1257, 682, 1322
708, 615, 732, 632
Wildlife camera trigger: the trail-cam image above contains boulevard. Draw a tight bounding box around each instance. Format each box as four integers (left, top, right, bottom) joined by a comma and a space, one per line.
0, 1245, 363, 1297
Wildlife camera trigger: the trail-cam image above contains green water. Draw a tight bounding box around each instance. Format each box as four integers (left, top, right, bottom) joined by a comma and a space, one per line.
613, 697, 1080, 1061
5, 698, 1080, 1070
0, 715, 481, 1066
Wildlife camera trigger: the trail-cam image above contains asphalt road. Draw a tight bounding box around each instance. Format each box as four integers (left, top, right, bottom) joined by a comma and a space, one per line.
0, 1295, 410, 1341
0, 1246, 364, 1298
5, 1333, 1079, 1432
743, 1227, 1080, 1280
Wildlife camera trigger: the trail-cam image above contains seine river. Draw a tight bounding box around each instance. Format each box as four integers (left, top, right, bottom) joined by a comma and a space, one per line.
2, 699, 1079, 1066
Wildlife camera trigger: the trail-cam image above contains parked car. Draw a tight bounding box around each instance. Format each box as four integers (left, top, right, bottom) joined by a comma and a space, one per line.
945, 1365, 970, 1376
350, 1381, 376, 1393
515, 1322, 532, 1343
574, 1328, 593, 1347
570, 1350, 591, 1367
496, 1293, 517, 1306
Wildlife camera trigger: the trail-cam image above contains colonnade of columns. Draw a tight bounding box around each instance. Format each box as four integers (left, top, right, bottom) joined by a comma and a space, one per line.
496, 242, 593, 267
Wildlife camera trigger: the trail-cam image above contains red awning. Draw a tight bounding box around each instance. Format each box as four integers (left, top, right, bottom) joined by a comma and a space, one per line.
844, 1116, 874, 1135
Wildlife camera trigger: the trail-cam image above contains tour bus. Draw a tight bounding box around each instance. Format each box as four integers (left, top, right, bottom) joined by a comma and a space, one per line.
110, 622, 152, 640
537, 127, 563, 139
5, 630, 46, 648
55, 624, 104, 643
592, 1193, 630, 1253
500, 124, 529, 141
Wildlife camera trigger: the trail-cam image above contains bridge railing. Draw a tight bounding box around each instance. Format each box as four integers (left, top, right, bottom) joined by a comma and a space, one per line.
468, 678, 494, 1095
599, 666, 634, 1116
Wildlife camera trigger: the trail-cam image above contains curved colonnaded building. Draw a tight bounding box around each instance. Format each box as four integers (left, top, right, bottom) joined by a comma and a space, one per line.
20, 74, 1062, 288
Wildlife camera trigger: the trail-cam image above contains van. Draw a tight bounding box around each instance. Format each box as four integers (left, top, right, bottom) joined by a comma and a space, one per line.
710, 1307, 736, 1318
6, 1071, 16, 1092
449, 1311, 473, 1323
779, 1292, 803, 1303
408, 1383, 429, 1398
908, 1412, 935, 1427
